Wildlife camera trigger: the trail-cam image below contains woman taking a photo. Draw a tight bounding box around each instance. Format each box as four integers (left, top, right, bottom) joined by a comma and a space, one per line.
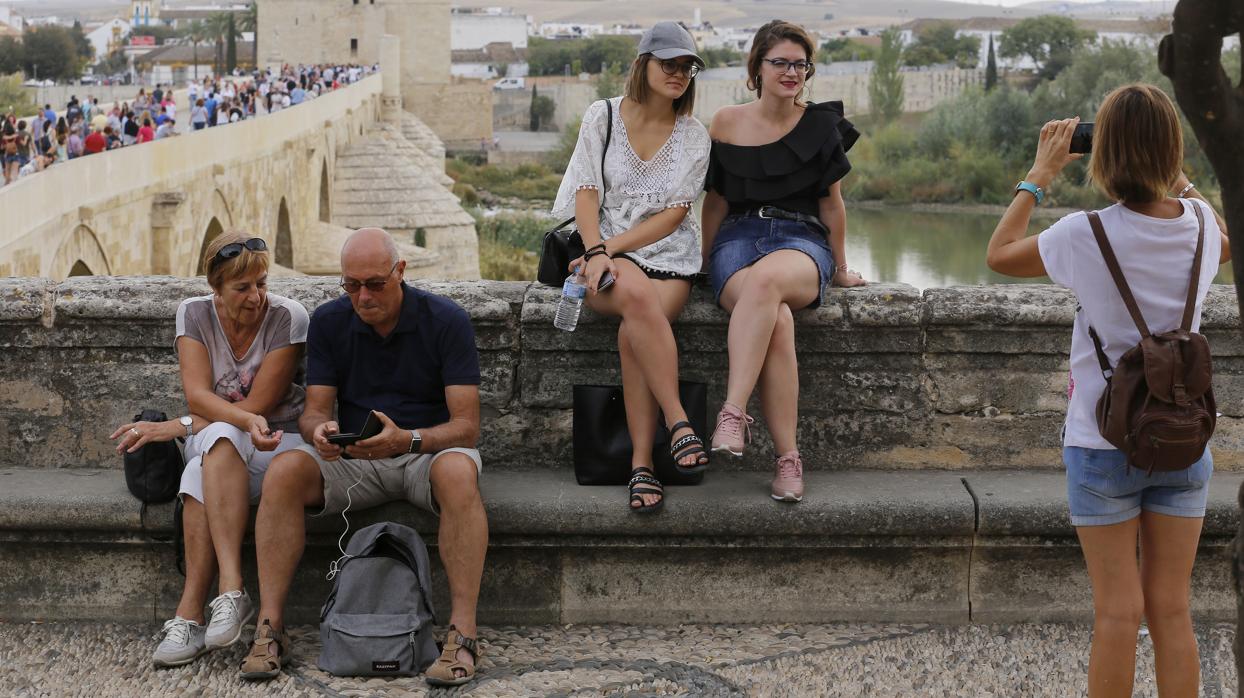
111, 230, 310, 668
552, 21, 711, 513
986, 84, 1231, 697
701, 20, 862, 503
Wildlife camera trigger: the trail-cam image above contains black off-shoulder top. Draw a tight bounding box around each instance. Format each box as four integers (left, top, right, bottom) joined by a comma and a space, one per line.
705, 101, 860, 218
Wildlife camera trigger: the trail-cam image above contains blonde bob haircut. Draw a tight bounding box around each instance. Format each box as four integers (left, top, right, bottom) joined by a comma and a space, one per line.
1088, 84, 1184, 204
624, 53, 697, 117
201, 229, 270, 291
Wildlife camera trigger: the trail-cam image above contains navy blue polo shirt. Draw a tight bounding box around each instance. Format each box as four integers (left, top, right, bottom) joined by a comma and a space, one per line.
306, 283, 480, 433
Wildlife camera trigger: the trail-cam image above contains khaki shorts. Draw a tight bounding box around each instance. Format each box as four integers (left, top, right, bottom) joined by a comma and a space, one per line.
294, 445, 482, 517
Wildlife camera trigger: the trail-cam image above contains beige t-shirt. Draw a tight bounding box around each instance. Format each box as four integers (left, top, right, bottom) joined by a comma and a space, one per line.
175, 293, 309, 431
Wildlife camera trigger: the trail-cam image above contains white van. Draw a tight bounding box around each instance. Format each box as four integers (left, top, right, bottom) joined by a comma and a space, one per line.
493, 77, 526, 90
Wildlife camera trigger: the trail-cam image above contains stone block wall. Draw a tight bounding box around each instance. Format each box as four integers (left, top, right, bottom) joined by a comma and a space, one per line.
2, 277, 1241, 472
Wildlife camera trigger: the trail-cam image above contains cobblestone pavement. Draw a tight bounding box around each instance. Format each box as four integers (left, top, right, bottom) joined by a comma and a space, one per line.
0, 621, 1235, 697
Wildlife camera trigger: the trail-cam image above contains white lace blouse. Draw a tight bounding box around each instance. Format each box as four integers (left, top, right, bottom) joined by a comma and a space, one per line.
552, 97, 710, 277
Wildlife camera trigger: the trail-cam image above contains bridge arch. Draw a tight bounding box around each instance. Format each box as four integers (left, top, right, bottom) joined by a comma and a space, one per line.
197, 217, 225, 274
275, 198, 293, 268
48, 224, 112, 281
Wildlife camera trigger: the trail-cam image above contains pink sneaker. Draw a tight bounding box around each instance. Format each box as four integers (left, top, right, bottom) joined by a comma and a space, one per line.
771, 450, 804, 502
710, 402, 753, 457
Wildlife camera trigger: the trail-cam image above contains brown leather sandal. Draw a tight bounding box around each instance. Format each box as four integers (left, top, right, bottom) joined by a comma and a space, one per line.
424, 625, 480, 687
239, 620, 291, 681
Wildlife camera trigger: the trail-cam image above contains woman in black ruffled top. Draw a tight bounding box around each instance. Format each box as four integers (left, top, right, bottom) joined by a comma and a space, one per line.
701, 20, 863, 503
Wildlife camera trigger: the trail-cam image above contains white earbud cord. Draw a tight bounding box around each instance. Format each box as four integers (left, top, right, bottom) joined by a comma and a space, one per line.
325, 473, 365, 581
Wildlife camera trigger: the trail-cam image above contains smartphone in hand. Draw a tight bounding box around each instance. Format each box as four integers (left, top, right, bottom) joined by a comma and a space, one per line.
597, 270, 616, 292
1069, 122, 1093, 154
326, 410, 382, 446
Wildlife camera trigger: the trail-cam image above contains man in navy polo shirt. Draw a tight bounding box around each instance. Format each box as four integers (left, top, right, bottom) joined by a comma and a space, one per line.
246, 228, 488, 686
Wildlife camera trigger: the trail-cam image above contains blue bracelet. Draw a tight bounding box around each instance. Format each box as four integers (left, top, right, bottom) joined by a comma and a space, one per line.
1015, 181, 1045, 205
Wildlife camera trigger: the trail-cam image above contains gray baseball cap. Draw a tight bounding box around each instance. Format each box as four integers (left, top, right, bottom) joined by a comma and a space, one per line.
637, 22, 704, 67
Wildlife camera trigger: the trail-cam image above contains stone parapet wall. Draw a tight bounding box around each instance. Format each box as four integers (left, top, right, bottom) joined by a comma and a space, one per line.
1, 277, 1241, 471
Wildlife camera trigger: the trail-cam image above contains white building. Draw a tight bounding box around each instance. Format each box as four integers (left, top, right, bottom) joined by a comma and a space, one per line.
536, 22, 603, 39
0, 6, 24, 33
451, 41, 527, 79
86, 19, 132, 62
451, 8, 528, 51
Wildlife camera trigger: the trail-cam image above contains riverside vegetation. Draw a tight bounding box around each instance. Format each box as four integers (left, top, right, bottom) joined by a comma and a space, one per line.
447, 38, 1241, 281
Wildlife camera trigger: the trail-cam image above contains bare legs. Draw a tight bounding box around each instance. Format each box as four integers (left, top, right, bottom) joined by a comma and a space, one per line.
173, 497, 217, 623
255, 450, 488, 674
718, 250, 820, 453
201, 439, 250, 592
1076, 512, 1203, 697
585, 259, 693, 507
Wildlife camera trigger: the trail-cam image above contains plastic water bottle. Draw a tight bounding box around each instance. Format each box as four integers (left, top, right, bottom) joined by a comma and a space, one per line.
554, 267, 587, 332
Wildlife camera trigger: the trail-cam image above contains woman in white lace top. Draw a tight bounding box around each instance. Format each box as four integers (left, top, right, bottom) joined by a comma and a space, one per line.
551, 21, 711, 513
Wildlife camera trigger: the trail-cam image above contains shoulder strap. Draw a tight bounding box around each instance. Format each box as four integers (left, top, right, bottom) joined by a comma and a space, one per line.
1180, 200, 1206, 332
600, 98, 612, 208
1086, 211, 1150, 339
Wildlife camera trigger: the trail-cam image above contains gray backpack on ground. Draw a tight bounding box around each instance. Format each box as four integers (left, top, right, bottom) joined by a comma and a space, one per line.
317, 522, 440, 677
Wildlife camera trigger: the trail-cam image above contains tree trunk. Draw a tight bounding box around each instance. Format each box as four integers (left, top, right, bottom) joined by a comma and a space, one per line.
1158, 2, 1243, 692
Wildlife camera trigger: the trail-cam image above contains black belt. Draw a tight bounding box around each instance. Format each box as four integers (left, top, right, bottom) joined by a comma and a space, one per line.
735, 206, 828, 235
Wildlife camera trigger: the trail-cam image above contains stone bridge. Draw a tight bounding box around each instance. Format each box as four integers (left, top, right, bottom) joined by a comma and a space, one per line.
0, 59, 479, 282
0, 278, 1240, 626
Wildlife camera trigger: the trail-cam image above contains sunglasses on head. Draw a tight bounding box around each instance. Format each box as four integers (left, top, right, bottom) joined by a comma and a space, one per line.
210, 238, 268, 271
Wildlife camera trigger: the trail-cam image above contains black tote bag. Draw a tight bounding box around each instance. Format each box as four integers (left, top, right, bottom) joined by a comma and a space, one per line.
573, 381, 708, 486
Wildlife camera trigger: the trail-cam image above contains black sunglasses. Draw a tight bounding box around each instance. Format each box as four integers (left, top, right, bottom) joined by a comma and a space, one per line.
340, 261, 400, 294
210, 238, 268, 270
658, 58, 701, 79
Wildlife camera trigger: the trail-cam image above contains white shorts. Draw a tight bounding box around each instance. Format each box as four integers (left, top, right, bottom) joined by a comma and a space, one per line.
178, 422, 306, 504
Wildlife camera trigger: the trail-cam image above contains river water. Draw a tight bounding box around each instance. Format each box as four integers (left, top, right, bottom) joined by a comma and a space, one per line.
846, 208, 1235, 290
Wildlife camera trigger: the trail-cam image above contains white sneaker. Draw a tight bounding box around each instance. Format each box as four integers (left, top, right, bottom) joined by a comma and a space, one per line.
205, 590, 255, 649
152, 616, 208, 668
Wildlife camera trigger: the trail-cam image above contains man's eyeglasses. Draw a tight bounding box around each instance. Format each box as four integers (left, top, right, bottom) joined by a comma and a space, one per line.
340, 261, 399, 294
658, 59, 701, 79
762, 58, 814, 76
210, 237, 268, 270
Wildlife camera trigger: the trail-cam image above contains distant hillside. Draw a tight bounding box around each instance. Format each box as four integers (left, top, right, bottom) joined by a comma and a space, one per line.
1017, 0, 1172, 17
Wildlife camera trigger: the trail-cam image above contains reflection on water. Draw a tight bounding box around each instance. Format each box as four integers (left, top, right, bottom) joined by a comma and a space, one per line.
847, 208, 1236, 290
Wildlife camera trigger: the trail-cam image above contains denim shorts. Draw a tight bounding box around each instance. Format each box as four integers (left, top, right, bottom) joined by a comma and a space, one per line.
1064, 446, 1212, 527
708, 215, 834, 309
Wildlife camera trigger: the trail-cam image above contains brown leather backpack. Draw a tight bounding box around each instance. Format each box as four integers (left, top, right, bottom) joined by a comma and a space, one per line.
1086, 204, 1215, 474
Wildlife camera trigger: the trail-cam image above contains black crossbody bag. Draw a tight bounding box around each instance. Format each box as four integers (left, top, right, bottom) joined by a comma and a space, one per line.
537, 99, 613, 286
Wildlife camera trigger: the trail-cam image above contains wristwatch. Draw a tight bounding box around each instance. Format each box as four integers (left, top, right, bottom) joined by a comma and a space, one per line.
408, 430, 422, 454
1015, 181, 1045, 205
179, 415, 194, 438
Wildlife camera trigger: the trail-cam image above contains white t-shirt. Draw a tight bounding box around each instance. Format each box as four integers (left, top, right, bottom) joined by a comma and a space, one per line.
1038, 199, 1222, 449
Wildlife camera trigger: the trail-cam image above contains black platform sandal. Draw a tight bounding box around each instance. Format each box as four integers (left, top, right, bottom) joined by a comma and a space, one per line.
629, 467, 664, 514
669, 420, 709, 474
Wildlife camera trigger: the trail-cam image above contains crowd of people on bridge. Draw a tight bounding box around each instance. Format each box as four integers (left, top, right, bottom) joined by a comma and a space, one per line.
1, 62, 376, 187
83, 19, 1232, 696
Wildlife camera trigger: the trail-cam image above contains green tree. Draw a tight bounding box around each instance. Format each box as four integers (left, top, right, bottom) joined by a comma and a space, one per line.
999, 15, 1096, 80
180, 20, 208, 80
70, 21, 93, 63
819, 37, 877, 63
22, 26, 86, 82
0, 73, 37, 116
699, 46, 742, 68
868, 29, 904, 123
203, 12, 239, 75
581, 35, 636, 74
94, 50, 129, 77
132, 25, 179, 45
0, 37, 22, 75
903, 22, 980, 68
527, 37, 580, 76
595, 61, 623, 99
225, 13, 237, 72
237, 3, 258, 68
984, 34, 998, 91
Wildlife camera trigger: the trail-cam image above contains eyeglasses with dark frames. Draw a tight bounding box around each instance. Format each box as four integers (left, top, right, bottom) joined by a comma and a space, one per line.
657, 59, 701, 79
209, 237, 268, 271
762, 58, 814, 75
340, 261, 400, 294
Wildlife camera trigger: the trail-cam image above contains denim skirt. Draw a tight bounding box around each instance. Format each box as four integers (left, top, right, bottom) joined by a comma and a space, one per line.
708, 215, 834, 309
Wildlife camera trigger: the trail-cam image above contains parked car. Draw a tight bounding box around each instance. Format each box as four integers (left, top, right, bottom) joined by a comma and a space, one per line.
493, 77, 525, 90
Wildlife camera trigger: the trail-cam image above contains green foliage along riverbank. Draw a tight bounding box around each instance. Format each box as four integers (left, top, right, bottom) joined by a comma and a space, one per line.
846, 40, 1239, 208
